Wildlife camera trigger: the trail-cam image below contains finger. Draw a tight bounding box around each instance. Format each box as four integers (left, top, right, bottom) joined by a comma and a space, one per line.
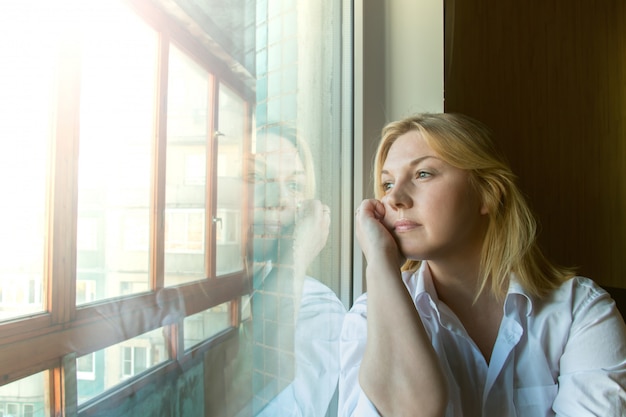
373, 199, 386, 221
355, 199, 382, 218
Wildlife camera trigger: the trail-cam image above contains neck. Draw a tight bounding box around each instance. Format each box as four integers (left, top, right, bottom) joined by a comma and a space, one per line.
424, 231, 487, 306
427, 262, 479, 305
426, 259, 504, 364
425, 257, 504, 321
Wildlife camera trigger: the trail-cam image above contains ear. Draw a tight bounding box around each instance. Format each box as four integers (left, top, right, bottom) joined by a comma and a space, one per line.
480, 181, 505, 214
479, 179, 503, 216
470, 175, 492, 216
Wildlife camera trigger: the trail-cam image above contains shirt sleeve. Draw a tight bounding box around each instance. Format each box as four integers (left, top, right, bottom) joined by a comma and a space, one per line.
337, 294, 382, 417
259, 279, 347, 417
553, 277, 626, 416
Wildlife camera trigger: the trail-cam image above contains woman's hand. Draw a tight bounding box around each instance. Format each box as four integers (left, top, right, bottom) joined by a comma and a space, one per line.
354, 199, 404, 268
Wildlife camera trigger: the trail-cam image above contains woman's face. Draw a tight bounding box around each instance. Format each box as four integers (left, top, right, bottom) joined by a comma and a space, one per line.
379, 130, 488, 263
252, 135, 307, 236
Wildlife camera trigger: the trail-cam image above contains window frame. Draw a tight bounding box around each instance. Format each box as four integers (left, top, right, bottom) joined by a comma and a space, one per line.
0, 1, 254, 414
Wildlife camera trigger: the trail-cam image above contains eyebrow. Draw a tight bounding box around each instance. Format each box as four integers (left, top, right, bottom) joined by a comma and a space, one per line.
381, 155, 438, 175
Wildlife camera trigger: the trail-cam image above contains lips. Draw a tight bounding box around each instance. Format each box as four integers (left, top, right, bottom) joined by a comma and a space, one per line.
253, 220, 296, 237
393, 219, 420, 232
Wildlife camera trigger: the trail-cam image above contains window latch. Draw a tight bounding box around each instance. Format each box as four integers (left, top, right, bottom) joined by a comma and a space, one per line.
213, 217, 223, 229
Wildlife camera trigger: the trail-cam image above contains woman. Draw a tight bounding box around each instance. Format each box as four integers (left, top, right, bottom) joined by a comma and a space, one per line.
339, 113, 626, 416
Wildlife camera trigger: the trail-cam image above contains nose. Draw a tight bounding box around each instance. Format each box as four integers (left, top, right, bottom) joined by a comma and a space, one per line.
383, 180, 413, 211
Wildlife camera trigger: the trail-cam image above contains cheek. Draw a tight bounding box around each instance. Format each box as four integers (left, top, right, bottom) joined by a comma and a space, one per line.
421, 189, 452, 217
425, 187, 480, 229
445, 194, 486, 239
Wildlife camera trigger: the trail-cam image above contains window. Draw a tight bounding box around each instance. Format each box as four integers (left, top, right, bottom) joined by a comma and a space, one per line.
183, 301, 231, 350
0, 0, 351, 416
0, 0, 51, 321
23, 404, 35, 417
75, 280, 96, 305
122, 346, 149, 378
164, 209, 205, 253
77, 328, 168, 405
76, 354, 96, 381
0, 373, 45, 417
76, 1, 159, 302
0, 0, 252, 414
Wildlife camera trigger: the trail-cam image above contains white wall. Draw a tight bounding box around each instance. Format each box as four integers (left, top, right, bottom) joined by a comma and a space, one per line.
385, 0, 444, 120
353, 0, 443, 300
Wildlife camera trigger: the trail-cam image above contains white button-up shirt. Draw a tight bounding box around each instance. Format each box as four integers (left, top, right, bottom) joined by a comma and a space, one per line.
339, 262, 626, 416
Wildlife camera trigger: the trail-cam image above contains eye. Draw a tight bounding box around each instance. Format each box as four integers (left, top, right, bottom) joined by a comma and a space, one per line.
382, 181, 394, 192
417, 170, 432, 179
287, 180, 305, 193
247, 171, 264, 183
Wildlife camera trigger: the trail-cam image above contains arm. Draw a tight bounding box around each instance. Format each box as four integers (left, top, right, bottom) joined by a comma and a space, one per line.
552, 278, 626, 416
354, 199, 447, 417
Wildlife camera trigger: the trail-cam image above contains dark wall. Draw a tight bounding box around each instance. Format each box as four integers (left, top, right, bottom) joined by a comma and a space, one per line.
445, 0, 626, 288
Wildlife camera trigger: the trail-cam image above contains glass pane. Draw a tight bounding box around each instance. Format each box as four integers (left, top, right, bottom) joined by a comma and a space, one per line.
77, 327, 168, 405
0, 4, 54, 321
76, 2, 158, 304
164, 44, 210, 286
0, 372, 48, 417
247, 2, 349, 416
183, 301, 231, 350
216, 84, 246, 275
185, 0, 254, 74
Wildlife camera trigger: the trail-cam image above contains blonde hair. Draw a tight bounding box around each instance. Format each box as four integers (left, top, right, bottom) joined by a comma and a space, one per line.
374, 113, 575, 300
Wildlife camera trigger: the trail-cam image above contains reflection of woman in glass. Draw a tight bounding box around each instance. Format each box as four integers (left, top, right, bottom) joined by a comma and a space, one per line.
248, 126, 346, 417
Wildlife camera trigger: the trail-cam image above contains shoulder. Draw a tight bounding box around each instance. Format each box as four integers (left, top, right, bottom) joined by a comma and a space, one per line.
546, 276, 613, 312
533, 276, 624, 331
300, 276, 346, 313
302, 276, 342, 301
549, 277, 626, 401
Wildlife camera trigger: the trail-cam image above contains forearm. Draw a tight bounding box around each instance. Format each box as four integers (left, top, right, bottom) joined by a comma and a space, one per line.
359, 259, 447, 417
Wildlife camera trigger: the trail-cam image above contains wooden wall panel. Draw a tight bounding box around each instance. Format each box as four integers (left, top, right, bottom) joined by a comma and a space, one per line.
445, 0, 626, 287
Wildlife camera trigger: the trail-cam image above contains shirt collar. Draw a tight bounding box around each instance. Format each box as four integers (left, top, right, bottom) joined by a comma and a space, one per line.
504, 274, 534, 317
402, 262, 441, 319
403, 262, 534, 317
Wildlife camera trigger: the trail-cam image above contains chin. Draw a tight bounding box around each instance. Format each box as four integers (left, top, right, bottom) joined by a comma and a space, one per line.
398, 244, 428, 261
